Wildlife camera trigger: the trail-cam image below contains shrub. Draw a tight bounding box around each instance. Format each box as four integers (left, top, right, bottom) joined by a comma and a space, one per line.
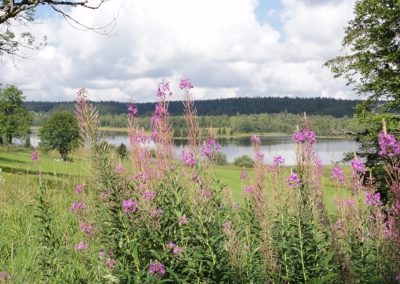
234, 155, 254, 168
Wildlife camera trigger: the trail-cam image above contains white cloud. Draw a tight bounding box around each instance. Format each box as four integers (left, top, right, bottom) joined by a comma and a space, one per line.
0, 0, 357, 103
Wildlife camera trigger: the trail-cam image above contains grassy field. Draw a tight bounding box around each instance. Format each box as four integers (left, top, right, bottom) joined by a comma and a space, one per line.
0, 146, 351, 281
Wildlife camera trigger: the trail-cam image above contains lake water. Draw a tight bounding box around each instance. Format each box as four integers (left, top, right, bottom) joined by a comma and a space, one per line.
25, 133, 358, 165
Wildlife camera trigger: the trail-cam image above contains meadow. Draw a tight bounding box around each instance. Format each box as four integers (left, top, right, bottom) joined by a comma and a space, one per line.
1, 81, 399, 283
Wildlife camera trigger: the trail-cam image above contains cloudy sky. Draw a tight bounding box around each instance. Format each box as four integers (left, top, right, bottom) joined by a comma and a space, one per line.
0, 0, 357, 102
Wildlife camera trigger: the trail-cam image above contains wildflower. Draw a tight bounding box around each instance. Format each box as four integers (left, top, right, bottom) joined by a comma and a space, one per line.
200, 189, 213, 198
106, 258, 117, 269
75, 184, 85, 194
273, 155, 285, 167
148, 260, 166, 277
98, 250, 106, 258
149, 208, 163, 219
351, 158, 365, 174
142, 191, 156, 200
201, 138, 221, 157
79, 223, 96, 235
255, 151, 264, 161
178, 214, 188, 225
244, 185, 255, 194
70, 201, 85, 212
179, 78, 194, 89
182, 151, 196, 167
365, 192, 382, 207
378, 131, 400, 157
167, 242, 176, 249
331, 166, 346, 184
250, 135, 262, 146
122, 199, 138, 214
127, 102, 138, 117
31, 149, 39, 161
292, 129, 316, 144
76, 90, 87, 105
172, 247, 184, 255
156, 81, 172, 98
240, 170, 249, 180
114, 164, 125, 174
75, 241, 89, 251
287, 173, 301, 188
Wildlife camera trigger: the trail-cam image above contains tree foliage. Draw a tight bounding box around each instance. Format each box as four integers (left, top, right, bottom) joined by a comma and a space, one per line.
39, 111, 79, 161
0, 0, 111, 57
0, 85, 32, 144
325, 0, 400, 111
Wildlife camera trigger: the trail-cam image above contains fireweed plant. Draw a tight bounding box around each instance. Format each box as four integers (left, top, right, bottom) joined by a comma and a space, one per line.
37, 79, 398, 283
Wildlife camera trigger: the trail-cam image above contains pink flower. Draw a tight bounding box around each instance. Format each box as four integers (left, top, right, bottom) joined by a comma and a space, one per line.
75, 184, 85, 194
148, 260, 166, 276
331, 166, 346, 184
0, 271, 9, 282
142, 191, 156, 200
378, 131, 400, 157
292, 129, 316, 144
179, 78, 194, 89
128, 102, 138, 117
122, 199, 138, 214
75, 241, 88, 251
70, 201, 85, 212
200, 138, 221, 157
106, 258, 117, 269
182, 151, 196, 167
272, 155, 285, 167
287, 173, 301, 188
167, 242, 176, 249
250, 135, 261, 146
255, 151, 264, 161
156, 81, 172, 98
79, 223, 96, 235
31, 149, 39, 161
200, 189, 213, 199
364, 192, 382, 207
172, 246, 184, 255
179, 214, 188, 225
351, 158, 365, 174
240, 170, 249, 180
244, 185, 255, 194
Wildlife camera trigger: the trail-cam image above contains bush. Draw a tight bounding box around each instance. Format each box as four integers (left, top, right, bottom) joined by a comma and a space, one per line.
215, 152, 227, 165
234, 155, 254, 168
116, 143, 127, 159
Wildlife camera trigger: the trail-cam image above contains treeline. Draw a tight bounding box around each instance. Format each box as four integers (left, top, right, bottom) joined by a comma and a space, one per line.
33, 112, 362, 137
25, 96, 360, 118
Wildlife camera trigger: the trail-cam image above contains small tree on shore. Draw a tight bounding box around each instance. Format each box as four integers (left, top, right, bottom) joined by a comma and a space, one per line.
40, 111, 80, 161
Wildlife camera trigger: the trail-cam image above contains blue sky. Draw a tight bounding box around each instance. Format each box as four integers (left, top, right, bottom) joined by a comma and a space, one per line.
1, 0, 356, 102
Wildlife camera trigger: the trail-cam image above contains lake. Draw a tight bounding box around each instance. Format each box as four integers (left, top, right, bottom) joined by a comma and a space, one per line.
25, 133, 358, 165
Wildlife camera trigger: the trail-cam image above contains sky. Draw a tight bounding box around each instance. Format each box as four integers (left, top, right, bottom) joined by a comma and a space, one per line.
0, 0, 357, 102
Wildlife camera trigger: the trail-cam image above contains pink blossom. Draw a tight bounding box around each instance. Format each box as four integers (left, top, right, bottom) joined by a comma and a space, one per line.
272, 155, 285, 167
80, 223, 96, 235
200, 189, 213, 199
364, 192, 382, 207
0, 271, 9, 282
378, 131, 400, 157
351, 158, 366, 174
148, 260, 166, 276
179, 78, 194, 89
122, 199, 138, 214
244, 185, 255, 194
178, 214, 188, 225
70, 201, 85, 212
250, 135, 261, 146
127, 102, 138, 117
172, 246, 184, 255
255, 151, 264, 161
331, 166, 346, 184
31, 149, 39, 161
114, 164, 125, 174
182, 151, 196, 167
106, 258, 117, 269
75, 241, 89, 251
156, 81, 172, 98
292, 129, 316, 144
200, 138, 221, 157
240, 170, 249, 180
149, 208, 163, 219
75, 184, 85, 194
287, 173, 301, 188
167, 242, 176, 249
142, 191, 156, 200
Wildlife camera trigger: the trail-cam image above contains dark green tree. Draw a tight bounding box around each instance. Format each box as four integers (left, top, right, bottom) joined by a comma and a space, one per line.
116, 143, 127, 160
0, 85, 32, 144
40, 111, 80, 161
325, 0, 400, 195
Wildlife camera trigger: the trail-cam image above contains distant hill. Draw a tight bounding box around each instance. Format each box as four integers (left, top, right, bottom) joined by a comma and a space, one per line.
24, 97, 361, 118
